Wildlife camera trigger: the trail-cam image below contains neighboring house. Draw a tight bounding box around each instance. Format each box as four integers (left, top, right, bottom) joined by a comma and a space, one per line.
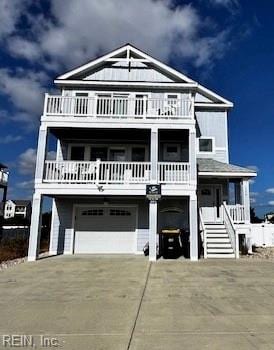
28, 43, 257, 262
0, 163, 8, 220
4, 200, 32, 220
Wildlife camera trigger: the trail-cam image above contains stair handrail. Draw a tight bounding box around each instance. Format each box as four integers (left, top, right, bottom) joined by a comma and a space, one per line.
223, 202, 239, 258
199, 208, 207, 259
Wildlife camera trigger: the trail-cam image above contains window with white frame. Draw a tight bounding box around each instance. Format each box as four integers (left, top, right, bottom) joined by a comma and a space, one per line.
198, 137, 214, 153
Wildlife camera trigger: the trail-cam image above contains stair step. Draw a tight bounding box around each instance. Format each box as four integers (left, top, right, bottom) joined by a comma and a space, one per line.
207, 248, 234, 253
206, 253, 235, 259
206, 234, 229, 238
206, 229, 227, 233
206, 238, 230, 243
205, 224, 225, 228
207, 243, 232, 248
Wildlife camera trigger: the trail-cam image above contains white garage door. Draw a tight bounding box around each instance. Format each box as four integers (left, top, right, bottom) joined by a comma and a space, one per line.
74, 206, 136, 254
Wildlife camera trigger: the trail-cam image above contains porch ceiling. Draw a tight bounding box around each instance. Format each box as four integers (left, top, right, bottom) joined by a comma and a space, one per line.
197, 158, 257, 178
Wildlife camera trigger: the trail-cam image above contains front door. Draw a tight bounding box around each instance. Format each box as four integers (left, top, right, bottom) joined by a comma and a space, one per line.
198, 185, 223, 223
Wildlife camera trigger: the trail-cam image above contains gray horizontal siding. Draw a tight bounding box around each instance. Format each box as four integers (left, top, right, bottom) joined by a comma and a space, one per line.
196, 111, 228, 162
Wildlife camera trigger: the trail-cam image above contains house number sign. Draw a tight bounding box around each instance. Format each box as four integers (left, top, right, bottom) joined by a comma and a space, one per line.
146, 184, 161, 201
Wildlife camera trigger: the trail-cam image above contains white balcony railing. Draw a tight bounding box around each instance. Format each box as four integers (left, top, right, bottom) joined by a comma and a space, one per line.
45, 95, 192, 120
43, 161, 191, 185
158, 162, 190, 183
44, 161, 151, 184
0, 170, 8, 186
227, 204, 246, 223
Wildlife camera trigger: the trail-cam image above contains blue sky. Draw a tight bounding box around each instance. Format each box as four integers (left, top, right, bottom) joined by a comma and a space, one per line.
0, 0, 273, 217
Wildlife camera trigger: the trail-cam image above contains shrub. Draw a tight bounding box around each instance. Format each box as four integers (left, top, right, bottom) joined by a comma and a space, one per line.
0, 238, 28, 263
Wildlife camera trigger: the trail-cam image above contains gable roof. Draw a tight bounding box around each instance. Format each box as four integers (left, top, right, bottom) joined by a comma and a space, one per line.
198, 158, 257, 177
57, 43, 195, 83
55, 43, 233, 107
8, 200, 31, 206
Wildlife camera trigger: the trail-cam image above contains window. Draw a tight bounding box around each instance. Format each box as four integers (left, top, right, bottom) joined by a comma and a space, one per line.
90, 147, 108, 161
199, 138, 213, 153
81, 209, 104, 216
110, 209, 131, 216
132, 147, 146, 161
70, 146, 85, 160
163, 144, 180, 161
109, 149, 126, 161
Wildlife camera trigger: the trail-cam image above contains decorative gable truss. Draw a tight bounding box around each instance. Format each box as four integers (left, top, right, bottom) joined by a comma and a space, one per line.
55, 43, 233, 108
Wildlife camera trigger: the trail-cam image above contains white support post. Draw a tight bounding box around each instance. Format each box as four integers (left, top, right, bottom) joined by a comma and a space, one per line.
49, 198, 59, 255
189, 193, 198, 261
149, 200, 158, 261
43, 93, 48, 116
150, 128, 158, 183
28, 192, 43, 261
189, 129, 197, 185
35, 125, 48, 185
241, 179, 251, 223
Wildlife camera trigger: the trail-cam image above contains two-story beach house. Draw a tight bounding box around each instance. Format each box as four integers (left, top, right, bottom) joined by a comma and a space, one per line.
28, 44, 256, 262
4, 200, 31, 220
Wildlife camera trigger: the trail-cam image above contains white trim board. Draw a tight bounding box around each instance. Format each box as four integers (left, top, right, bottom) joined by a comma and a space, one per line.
55, 43, 233, 107
198, 172, 257, 177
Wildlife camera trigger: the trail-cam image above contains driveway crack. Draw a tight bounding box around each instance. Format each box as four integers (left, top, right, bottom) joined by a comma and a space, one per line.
126, 262, 152, 350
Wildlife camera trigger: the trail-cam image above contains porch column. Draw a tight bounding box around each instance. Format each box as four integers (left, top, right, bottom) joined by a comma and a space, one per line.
35, 125, 48, 185
28, 192, 43, 261
241, 179, 251, 223
189, 128, 197, 185
189, 193, 198, 261
150, 127, 158, 183
149, 200, 158, 261
49, 198, 59, 255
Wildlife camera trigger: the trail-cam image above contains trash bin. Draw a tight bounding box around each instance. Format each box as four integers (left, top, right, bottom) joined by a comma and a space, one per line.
160, 228, 182, 259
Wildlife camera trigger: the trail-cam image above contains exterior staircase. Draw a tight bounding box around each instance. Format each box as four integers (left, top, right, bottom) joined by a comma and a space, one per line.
204, 223, 235, 258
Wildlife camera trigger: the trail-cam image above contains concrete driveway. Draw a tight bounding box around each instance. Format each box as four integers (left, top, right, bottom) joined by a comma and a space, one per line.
1, 256, 274, 349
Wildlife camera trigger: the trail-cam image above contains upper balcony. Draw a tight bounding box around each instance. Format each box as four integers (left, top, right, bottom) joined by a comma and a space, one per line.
44, 94, 193, 124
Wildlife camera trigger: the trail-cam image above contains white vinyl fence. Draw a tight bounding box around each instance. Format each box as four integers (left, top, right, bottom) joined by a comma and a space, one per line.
250, 223, 274, 247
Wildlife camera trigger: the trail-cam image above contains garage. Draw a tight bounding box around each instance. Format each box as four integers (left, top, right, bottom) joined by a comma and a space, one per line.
74, 206, 137, 254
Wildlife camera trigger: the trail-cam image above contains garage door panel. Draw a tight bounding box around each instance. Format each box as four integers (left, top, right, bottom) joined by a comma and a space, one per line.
74, 206, 136, 254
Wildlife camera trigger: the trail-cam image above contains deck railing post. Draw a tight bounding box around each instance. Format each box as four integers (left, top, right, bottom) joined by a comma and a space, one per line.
95, 159, 100, 185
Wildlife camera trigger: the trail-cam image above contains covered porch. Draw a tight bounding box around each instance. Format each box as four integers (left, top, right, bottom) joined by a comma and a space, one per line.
198, 158, 257, 259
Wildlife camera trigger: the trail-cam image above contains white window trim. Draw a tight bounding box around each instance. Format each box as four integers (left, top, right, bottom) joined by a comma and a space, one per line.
197, 137, 215, 154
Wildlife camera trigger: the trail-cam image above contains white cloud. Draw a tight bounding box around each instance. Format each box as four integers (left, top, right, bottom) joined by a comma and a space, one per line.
7, 36, 41, 60
18, 148, 36, 175
250, 198, 256, 204
268, 201, 274, 206
0, 134, 22, 144
17, 149, 57, 175
7, 0, 231, 70
266, 188, 274, 194
0, 69, 49, 126
0, 0, 29, 39
208, 0, 239, 9
250, 192, 259, 197
16, 179, 34, 190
